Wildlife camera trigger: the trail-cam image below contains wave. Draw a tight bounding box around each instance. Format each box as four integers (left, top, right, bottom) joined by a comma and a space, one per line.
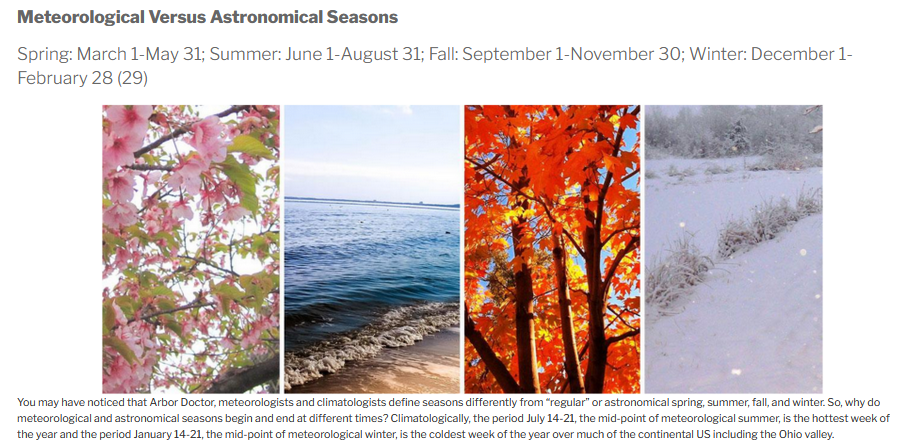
283, 302, 459, 390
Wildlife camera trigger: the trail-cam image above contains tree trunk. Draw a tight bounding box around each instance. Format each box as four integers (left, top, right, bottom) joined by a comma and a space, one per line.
582, 177, 608, 394
552, 233, 584, 393
511, 213, 541, 393
584, 288, 608, 393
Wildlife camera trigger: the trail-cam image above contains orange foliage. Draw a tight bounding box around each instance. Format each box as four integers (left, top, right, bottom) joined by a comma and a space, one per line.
464, 105, 640, 394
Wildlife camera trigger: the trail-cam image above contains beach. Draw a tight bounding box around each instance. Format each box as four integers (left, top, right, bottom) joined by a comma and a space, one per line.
283, 199, 461, 393
288, 326, 460, 394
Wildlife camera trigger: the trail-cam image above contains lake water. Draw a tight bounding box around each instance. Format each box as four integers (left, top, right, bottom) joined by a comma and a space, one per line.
283, 200, 460, 389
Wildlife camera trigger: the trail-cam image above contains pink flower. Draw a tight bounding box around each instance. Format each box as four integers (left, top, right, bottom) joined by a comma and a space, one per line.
103, 202, 138, 229
168, 157, 205, 195
240, 324, 262, 349
239, 152, 259, 166
106, 170, 135, 203
172, 200, 194, 220
143, 206, 163, 235
102, 132, 139, 173
185, 116, 229, 163
102, 315, 158, 393
200, 188, 225, 210
113, 247, 133, 271
222, 205, 250, 223
106, 105, 152, 142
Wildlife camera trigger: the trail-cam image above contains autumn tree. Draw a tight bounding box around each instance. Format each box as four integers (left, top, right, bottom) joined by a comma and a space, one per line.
464, 105, 640, 394
102, 105, 280, 393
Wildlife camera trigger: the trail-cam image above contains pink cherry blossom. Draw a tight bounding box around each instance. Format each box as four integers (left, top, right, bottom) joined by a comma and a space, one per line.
102, 132, 138, 173
103, 202, 138, 229
143, 206, 163, 235
168, 157, 205, 195
106, 170, 135, 203
185, 116, 229, 163
172, 200, 194, 220
200, 187, 226, 210
222, 205, 250, 223
240, 324, 262, 349
113, 247, 134, 271
106, 105, 152, 142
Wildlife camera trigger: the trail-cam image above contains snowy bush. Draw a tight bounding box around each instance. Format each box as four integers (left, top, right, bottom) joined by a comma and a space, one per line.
647, 235, 713, 311
717, 188, 822, 258
645, 169, 659, 179
704, 163, 735, 175
748, 143, 823, 171
795, 187, 823, 216
667, 164, 695, 179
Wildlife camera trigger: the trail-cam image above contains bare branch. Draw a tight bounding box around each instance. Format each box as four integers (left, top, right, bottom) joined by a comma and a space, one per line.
126, 164, 174, 172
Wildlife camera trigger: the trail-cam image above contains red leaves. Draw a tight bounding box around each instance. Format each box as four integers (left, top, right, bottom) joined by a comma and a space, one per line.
465, 105, 641, 394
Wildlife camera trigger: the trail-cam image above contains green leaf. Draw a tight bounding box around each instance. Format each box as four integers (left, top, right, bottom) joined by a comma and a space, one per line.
115, 296, 137, 319
211, 281, 245, 315
104, 336, 138, 365
240, 273, 274, 301
228, 135, 274, 159
241, 193, 259, 215
137, 271, 157, 288
220, 156, 256, 194
219, 155, 259, 214
156, 298, 176, 312
162, 317, 186, 341
250, 235, 269, 254
154, 231, 180, 253
126, 226, 150, 245
103, 232, 124, 248
141, 286, 173, 299
102, 301, 116, 335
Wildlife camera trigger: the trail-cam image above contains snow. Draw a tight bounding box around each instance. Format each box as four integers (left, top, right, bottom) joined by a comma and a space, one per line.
645, 157, 822, 393
646, 157, 821, 254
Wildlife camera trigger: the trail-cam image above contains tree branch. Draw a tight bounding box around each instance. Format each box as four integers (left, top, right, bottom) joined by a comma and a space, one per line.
134, 105, 252, 159
620, 168, 640, 183
601, 225, 639, 249
179, 255, 241, 277
602, 235, 639, 286
606, 304, 638, 332
204, 356, 279, 393
464, 305, 521, 393
605, 328, 640, 347
126, 164, 173, 172
129, 301, 214, 324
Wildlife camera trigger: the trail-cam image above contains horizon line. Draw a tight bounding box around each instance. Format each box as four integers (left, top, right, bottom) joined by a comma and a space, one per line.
285, 196, 460, 207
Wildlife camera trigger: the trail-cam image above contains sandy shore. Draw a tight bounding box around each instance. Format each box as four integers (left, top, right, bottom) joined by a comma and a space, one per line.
287, 326, 460, 394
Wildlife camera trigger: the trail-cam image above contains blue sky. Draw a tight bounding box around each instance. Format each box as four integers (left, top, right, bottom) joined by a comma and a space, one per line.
284, 106, 461, 204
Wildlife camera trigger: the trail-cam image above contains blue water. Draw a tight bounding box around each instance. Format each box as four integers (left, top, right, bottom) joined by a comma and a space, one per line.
284, 201, 460, 353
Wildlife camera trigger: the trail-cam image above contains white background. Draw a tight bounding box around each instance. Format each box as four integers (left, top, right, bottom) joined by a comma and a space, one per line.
2, 0, 895, 443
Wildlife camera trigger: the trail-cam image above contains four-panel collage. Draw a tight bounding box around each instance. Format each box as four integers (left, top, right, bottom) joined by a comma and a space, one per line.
101, 104, 822, 394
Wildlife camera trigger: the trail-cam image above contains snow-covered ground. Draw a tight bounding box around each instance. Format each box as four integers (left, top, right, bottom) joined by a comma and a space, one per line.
645, 157, 823, 393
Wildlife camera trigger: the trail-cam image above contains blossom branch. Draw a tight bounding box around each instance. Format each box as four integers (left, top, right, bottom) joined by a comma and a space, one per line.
133, 105, 251, 158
